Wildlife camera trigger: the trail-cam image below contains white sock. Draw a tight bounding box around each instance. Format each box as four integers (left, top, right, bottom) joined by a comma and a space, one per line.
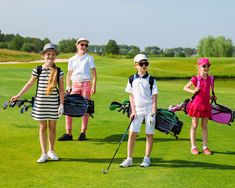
203, 146, 208, 150
191, 146, 197, 149
144, 156, 150, 160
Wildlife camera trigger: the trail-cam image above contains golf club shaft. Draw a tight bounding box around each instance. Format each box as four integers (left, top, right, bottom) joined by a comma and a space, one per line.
105, 118, 134, 172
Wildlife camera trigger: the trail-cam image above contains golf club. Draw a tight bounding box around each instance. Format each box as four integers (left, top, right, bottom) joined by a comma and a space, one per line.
101, 117, 134, 174
3, 101, 9, 110
109, 101, 122, 111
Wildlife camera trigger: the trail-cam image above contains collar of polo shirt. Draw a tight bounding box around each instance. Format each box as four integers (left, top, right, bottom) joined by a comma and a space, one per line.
135, 72, 149, 78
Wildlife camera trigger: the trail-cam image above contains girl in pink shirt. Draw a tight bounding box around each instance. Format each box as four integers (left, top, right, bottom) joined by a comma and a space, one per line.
184, 58, 216, 155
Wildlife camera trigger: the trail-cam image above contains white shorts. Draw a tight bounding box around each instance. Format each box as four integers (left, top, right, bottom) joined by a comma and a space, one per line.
130, 112, 155, 134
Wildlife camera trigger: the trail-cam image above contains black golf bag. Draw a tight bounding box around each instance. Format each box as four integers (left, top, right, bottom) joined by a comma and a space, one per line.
155, 108, 183, 139
110, 100, 183, 138
63, 94, 94, 117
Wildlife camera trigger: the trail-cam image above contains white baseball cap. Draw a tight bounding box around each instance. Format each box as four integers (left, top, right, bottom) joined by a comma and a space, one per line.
76, 37, 89, 44
134, 54, 148, 63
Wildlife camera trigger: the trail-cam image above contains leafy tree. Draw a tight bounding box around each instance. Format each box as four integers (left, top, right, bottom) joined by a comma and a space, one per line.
144, 46, 161, 56
8, 34, 24, 50
126, 46, 140, 58
20, 42, 37, 52
104, 40, 119, 55
58, 39, 76, 53
197, 35, 233, 57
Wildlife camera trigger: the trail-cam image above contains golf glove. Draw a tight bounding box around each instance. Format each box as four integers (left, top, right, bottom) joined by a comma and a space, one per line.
58, 104, 64, 116
149, 113, 156, 126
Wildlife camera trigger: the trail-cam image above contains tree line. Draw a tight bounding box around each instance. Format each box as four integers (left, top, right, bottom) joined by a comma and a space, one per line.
0, 30, 234, 57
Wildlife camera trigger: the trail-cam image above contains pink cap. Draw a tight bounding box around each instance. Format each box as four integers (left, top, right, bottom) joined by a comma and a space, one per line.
197, 58, 211, 66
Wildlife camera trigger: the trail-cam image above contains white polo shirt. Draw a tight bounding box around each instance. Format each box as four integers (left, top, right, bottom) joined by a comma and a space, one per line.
125, 72, 158, 113
68, 53, 95, 82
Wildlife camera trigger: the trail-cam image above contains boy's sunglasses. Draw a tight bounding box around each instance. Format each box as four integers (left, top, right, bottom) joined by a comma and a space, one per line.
80, 43, 89, 48
138, 61, 149, 67
202, 64, 211, 68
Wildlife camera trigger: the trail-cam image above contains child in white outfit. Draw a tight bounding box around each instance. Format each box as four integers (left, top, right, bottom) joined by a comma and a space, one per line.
120, 54, 158, 168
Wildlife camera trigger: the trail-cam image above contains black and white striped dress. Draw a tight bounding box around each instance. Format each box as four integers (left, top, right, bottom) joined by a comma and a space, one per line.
31, 67, 64, 120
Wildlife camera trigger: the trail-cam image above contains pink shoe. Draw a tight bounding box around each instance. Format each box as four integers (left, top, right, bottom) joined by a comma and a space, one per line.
191, 148, 199, 155
203, 148, 212, 155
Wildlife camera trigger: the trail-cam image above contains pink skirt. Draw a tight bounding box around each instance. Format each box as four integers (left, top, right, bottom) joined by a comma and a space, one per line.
187, 101, 211, 118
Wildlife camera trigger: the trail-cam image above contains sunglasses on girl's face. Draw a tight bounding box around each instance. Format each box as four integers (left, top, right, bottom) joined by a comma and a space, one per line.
202, 64, 210, 68
80, 43, 88, 48
138, 61, 149, 67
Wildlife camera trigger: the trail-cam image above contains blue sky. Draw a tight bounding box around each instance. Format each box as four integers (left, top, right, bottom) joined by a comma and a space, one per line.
1, 0, 234, 49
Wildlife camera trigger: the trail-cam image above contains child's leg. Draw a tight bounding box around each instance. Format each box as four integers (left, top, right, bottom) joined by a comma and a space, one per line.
145, 134, 154, 157
80, 82, 91, 133
48, 120, 57, 152
201, 117, 209, 148
190, 117, 199, 148
127, 131, 137, 158
39, 120, 47, 154
127, 115, 143, 158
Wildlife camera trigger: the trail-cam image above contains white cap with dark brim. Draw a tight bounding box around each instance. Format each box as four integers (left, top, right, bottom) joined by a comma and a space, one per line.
76, 37, 89, 44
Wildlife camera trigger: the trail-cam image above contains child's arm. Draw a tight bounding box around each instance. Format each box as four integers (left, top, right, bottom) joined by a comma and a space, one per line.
90, 68, 97, 95
129, 94, 136, 119
152, 94, 157, 113
11, 76, 37, 101
66, 70, 72, 93
184, 81, 199, 95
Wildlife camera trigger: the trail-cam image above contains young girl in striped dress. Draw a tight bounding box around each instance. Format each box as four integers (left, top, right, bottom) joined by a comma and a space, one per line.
11, 43, 64, 163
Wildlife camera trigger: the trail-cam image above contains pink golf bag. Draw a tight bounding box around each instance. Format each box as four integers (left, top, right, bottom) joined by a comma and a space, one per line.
210, 101, 234, 126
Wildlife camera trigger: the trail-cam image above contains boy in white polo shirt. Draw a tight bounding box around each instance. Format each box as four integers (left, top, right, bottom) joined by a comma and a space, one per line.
120, 54, 158, 167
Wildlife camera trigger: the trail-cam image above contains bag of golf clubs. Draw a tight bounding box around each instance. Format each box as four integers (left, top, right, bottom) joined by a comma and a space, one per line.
63, 94, 94, 117
3, 97, 35, 114
109, 99, 183, 138
210, 99, 234, 126
155, 108, 183, 139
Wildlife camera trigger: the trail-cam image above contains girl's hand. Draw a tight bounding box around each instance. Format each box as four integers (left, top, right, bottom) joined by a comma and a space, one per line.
11, 95, 20, 102
90, 87, 96, 95
58, 104, 64, 117
194, 87, 200, 94
211, 95, 217, 100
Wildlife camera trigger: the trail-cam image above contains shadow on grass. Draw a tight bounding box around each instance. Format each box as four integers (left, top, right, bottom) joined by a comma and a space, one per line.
213, 151, 235, 155
59, 157, 235, 170
89, 134, 190, 144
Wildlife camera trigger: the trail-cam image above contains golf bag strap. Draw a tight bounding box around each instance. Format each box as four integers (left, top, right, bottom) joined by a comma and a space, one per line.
191, 76, 199, 100
36, 66, 61, 94
128, 74, 155, 95
195, 75, 216, 104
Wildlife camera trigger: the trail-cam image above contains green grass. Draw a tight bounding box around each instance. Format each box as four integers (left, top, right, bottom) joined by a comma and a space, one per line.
0, 57, 235, 188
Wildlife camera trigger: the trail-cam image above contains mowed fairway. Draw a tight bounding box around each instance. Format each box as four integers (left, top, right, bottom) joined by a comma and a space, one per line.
0, 57, 235, 188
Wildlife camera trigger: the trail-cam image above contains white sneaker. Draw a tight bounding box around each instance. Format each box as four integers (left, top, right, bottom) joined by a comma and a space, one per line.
47, 151, 59, 161
37, 154, 48, 163
120, 158, 132, 168
140, 157, 150, 167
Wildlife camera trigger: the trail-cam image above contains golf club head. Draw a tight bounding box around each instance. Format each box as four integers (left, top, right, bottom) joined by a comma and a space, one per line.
20, 106, 25, 114
122, 99, 129, 105
9, 101, 16, 108
109, 101, 122, 111
16, 100, 24, 107
101, 169, 108, 174
25, 105, 30, 112
3, 101, 9, 110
